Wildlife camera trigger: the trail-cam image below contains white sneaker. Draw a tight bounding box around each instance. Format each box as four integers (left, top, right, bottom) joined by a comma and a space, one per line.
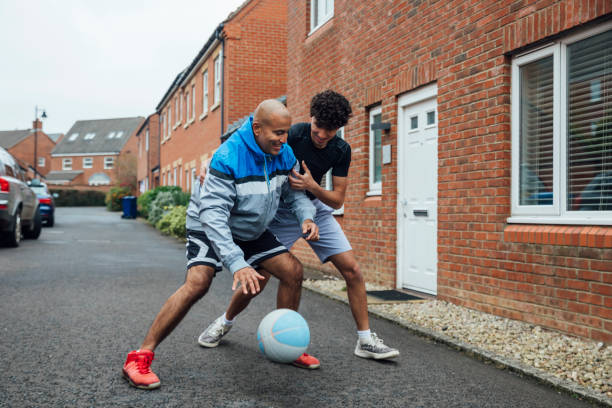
354, 333, 399, 360
198, 316, 232, 347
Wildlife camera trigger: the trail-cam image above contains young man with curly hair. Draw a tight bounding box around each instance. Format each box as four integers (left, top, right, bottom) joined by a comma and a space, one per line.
198, 90, 399, 368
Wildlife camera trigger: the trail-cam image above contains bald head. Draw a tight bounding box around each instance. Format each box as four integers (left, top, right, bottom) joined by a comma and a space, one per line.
253, 99, 291, 127
252, 99, 292, 155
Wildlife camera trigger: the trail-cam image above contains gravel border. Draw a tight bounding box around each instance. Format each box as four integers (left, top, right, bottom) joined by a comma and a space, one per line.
302, 277, 612, 407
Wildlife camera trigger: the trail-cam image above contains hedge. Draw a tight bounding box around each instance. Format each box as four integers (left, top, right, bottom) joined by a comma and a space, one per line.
156, 205, 187, 239
138, 186, 190, 219
105, 186, 131, 211
50, 189, 106, 207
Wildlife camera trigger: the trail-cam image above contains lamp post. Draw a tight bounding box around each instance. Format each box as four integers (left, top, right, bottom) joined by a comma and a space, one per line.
33, 105, 47, 177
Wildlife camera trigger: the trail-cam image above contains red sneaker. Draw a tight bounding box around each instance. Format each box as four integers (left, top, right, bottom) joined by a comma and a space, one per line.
292, 353, 320, 369
122, 350, 161, 389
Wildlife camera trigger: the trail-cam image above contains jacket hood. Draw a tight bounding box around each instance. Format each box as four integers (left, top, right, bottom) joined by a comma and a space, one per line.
236, 116, 287, 161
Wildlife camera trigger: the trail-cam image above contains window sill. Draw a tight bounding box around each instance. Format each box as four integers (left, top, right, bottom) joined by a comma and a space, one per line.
507, 216, 612, 226
366, 190, 381, 197
184, 118, 195, 129
308, 15, 333, 37
211, 102, 220, 112
173, 123, 180, 130
363, 195, 382, 208
504, 225, 612, 248
199, 111, 208, 121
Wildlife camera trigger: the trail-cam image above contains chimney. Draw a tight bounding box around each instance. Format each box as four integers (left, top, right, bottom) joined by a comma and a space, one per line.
33, 119, 43, 130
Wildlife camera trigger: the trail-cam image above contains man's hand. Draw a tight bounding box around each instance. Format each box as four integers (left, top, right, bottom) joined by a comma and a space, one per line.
289, 161, 316, 192
233, 266, 266, 295
302, 219, 319, 241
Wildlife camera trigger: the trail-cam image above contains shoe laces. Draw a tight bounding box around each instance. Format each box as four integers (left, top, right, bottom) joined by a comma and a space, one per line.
210, 321, 227, 337
135, 355, 153, 374
371, 333, 384, 345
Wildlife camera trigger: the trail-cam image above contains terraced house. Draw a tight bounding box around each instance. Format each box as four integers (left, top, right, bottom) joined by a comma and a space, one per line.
154, 0, 287, 192
287, 0, 611, 342
0, 119, 56, 178
48, 117, 143, 190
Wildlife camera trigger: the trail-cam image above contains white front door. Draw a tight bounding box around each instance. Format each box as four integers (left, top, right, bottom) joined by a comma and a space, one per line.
397, 84, 438, 295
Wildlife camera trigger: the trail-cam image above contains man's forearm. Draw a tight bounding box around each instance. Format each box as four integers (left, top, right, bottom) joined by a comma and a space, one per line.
307, 183, 344, 209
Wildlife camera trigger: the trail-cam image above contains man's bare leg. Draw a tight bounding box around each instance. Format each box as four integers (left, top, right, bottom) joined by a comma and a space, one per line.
328, 250, 369, 331
225, 251, 303, 319
141, 265, 215, 351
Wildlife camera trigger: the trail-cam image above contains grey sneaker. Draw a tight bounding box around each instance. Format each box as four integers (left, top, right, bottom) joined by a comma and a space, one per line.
198, 316, 232, 347
354, 333, 399, 360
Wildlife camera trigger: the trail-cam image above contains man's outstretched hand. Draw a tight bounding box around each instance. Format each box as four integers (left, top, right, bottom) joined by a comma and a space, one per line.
233, 266, 266, 295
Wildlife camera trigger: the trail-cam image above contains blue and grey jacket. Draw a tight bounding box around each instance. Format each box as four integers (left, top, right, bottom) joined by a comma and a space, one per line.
186, 117, 316, 274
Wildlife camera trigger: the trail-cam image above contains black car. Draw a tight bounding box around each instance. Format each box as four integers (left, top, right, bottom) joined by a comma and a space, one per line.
28, 179, 55, 226
0, 147, 42, 246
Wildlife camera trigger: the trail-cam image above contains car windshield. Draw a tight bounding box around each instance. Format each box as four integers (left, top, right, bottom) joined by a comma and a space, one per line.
30, 185, 48, 195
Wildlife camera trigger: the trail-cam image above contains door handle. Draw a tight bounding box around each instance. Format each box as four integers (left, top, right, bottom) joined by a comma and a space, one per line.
413, 209, 428, 217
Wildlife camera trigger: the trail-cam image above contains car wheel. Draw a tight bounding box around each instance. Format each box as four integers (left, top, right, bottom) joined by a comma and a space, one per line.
47, 213, 54, 227
24, 206, 42, 239
5, 209, 21, 247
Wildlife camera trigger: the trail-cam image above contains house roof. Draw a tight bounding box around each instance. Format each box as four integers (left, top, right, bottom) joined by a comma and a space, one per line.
45, 170, 83, 182
0, 129, 32, 149
52, 117, 144, 156
47, 133, 63, 143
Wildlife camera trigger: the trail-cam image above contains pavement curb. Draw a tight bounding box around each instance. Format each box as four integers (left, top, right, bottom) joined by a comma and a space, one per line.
303, 283, 612, 408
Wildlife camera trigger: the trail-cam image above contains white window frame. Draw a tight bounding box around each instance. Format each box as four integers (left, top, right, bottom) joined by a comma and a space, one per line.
175, 97, 179, 125
310, 0, 334, 34
191, 84, 196, 120
509, 22, 612, 225
180, 92, 184, 122
185, 168, 190, 191
62, 158, 72, 170
323, 127, 345, 214
368, 106, 382, 195
83, 157, 93, 169
186, 91, 190, 123
145, 129, 149, 151
38, 157, 45, 167
202, 70, 209, 115
191, 167, 197, 190
161, 113, 166, 139
214, 55, 221, 105
173, 167, 177, 186
104, 156, 114, 170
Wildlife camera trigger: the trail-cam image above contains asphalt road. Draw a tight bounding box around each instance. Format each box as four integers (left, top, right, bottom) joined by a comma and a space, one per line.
0, 207, 599, 407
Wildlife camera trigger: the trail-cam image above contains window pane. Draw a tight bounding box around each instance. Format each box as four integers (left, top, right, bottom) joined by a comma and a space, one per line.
567, 29, 612, 211
410, 115, 418, 130
427, 111, 435, 125
373, 113, 382, 184
519, 56, 554, 205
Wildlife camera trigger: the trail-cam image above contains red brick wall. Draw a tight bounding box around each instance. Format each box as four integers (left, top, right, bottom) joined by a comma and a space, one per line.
224, 0, 288, 126
158, 0, 288, 191
288, 0, 612, 341
136, 114, 160, 194
8, 132, 55, 177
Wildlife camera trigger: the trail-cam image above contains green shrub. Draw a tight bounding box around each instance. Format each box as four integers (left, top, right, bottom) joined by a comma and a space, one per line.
105, 186, 131, 211
138, 186, 189, 219
147, 191, 176, 225
156, 205, 187, 239
50, 189, 106, 206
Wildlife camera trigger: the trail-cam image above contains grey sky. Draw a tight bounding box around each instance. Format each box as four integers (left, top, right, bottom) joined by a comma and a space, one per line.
0, 0, 246, 134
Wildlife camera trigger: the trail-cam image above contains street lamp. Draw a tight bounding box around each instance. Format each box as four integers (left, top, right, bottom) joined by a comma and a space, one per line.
34, 105, 47, 177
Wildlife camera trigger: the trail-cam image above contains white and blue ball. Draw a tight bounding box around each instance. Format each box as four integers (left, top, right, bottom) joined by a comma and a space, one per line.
257, 309, 310, 363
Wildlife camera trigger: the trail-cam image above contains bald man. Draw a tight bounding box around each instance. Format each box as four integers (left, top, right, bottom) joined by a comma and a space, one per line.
122, 100, 319, 390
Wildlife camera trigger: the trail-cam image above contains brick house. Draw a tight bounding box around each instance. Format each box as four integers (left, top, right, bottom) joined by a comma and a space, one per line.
136, 113, 161, 194
155, 0, 287, 192
0, 119, 56, 178
48, 117, 144, 191
287, 0, 611, 342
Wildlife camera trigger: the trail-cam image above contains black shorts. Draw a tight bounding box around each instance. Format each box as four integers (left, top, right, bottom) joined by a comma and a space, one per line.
185, 229, 288, 272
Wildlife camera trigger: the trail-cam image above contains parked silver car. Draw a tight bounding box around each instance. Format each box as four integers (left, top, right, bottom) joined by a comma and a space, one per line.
0, 147, 41, 246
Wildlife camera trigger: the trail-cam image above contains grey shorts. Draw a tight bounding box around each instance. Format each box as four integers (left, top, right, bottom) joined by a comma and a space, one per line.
269, 199, 352, 263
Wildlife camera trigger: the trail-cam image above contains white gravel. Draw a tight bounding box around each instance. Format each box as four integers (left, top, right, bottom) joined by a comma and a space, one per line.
303, 277, 611, 399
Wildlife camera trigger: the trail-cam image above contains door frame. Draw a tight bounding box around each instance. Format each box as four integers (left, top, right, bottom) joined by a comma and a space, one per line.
396, 83, 438, 292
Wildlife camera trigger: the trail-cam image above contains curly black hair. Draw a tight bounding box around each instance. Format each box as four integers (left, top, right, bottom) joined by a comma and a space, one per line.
310, 90, 352, 130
